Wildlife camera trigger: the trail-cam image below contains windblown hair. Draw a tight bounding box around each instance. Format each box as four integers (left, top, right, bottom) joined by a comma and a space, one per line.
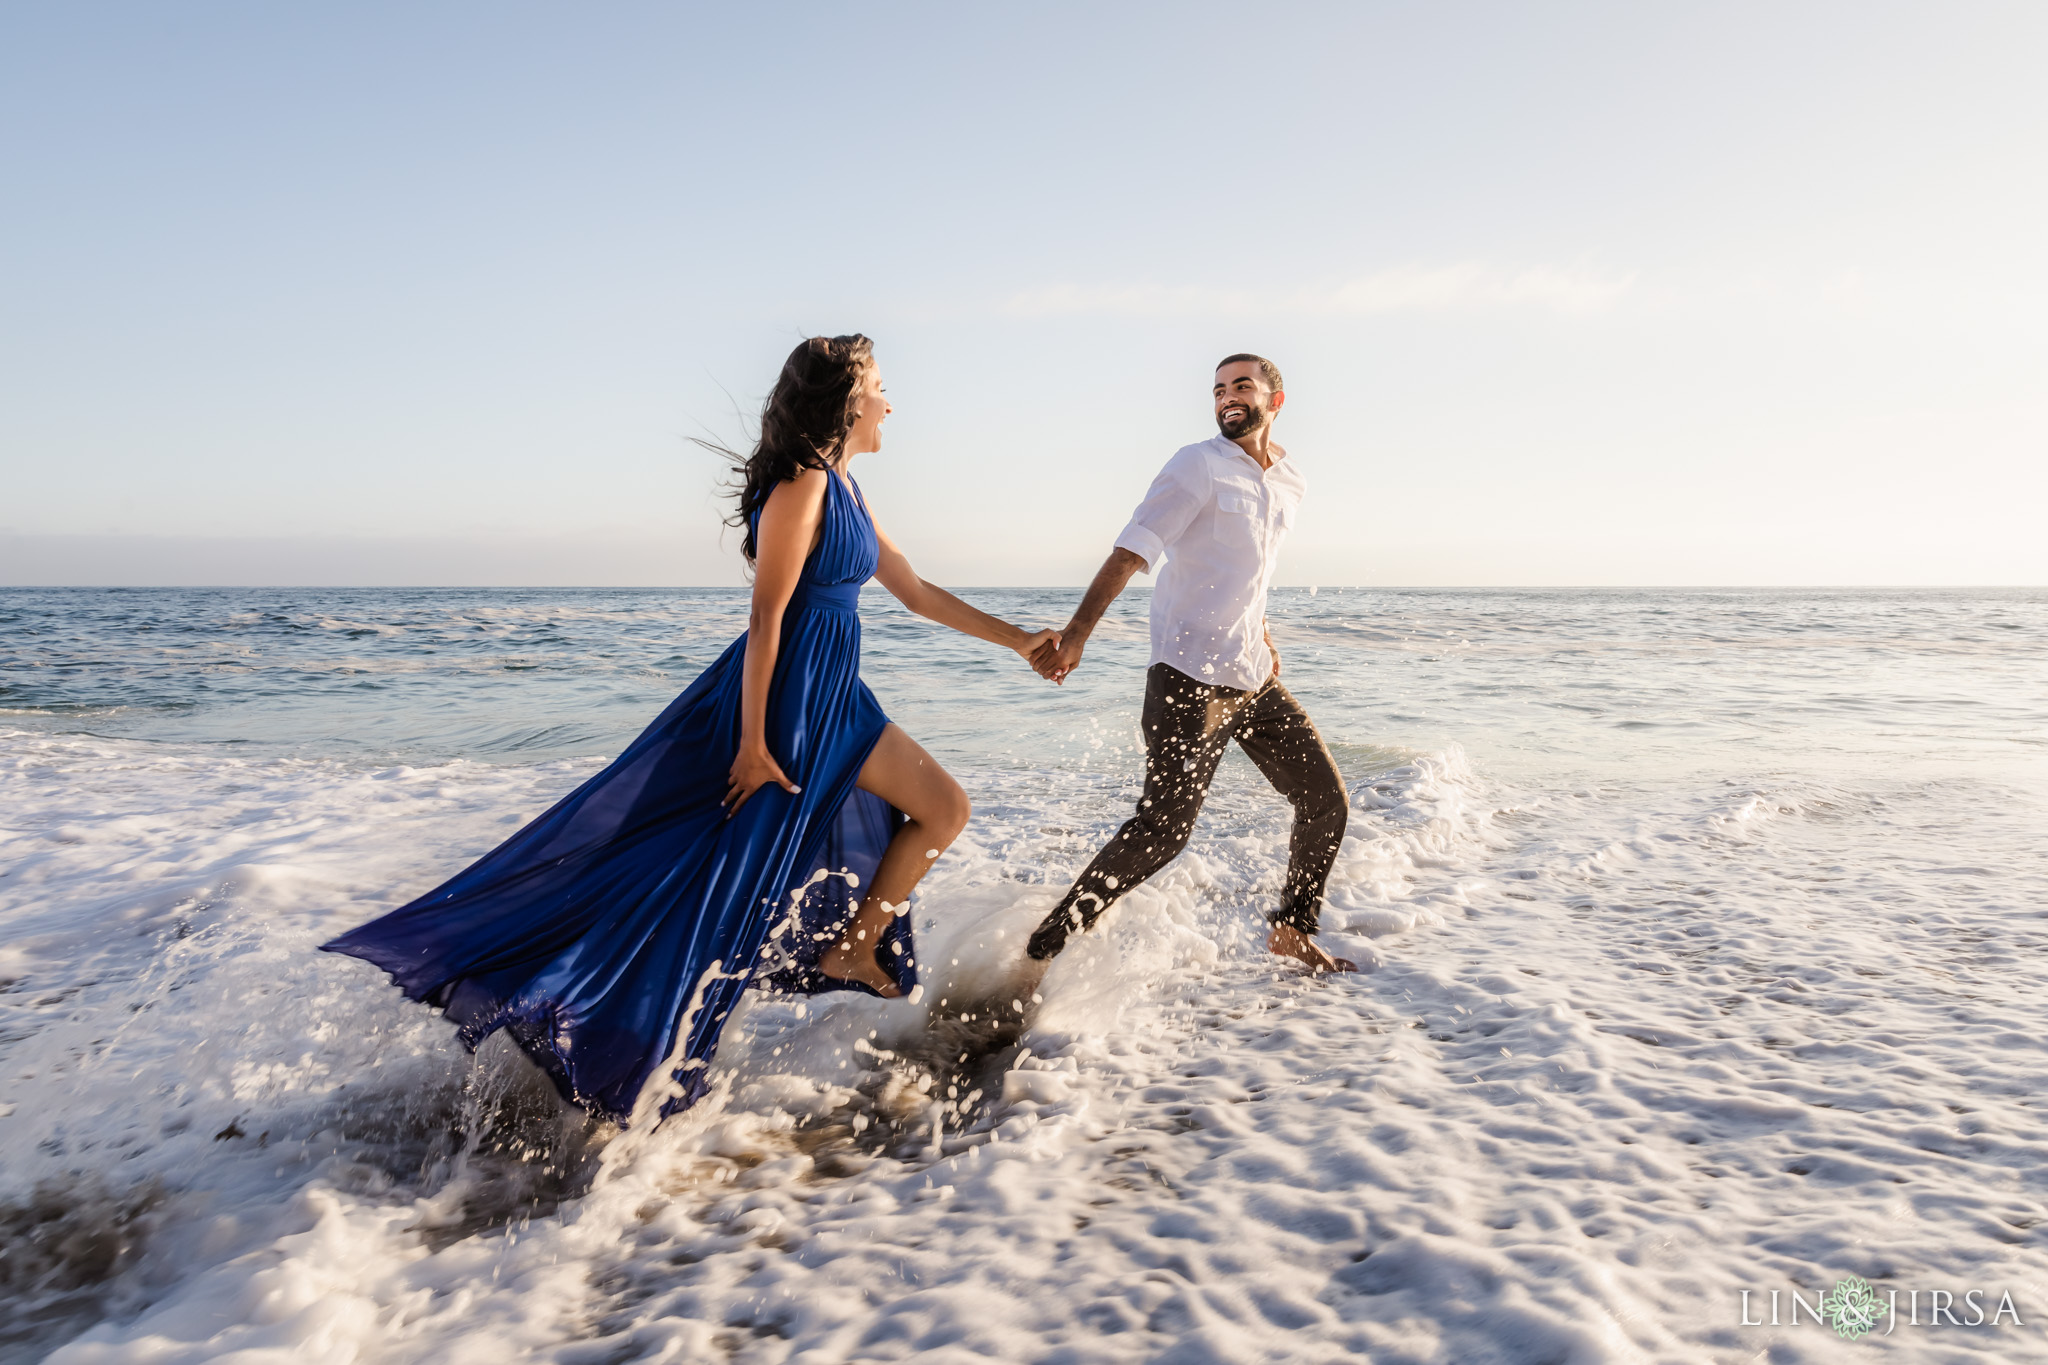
717, 334, 874, 562
1217, 351, 1284, 393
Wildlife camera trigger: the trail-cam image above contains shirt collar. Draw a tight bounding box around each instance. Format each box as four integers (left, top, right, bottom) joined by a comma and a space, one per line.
1214, 433, 1290, 474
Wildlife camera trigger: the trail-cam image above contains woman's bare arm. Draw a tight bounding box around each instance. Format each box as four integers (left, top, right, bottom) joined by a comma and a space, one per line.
724, 470, 828, 815
871, 519, 1056, 658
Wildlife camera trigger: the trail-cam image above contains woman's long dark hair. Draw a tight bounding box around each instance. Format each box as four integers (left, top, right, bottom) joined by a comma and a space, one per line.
715, 334, 873, 562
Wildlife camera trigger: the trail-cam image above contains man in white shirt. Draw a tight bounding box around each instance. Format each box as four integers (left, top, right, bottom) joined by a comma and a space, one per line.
1025, 355, 1353, 973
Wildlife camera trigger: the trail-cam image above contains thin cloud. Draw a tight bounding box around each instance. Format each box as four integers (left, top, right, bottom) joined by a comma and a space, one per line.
1005, 262, 1637, 318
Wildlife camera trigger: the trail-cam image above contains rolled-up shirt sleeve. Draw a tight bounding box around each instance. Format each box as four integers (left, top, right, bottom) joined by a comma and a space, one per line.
1112, 449, 1208, 573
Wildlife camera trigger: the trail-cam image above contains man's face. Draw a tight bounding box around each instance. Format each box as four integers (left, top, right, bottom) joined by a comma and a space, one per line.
1214, 362, 1281, 439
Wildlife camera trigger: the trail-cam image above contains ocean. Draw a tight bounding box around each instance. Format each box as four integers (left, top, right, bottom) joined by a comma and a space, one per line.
2, 585, 2045, 1362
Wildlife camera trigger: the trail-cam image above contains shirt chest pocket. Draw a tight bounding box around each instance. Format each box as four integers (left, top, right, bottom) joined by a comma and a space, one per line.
1216, 490, 1262, 541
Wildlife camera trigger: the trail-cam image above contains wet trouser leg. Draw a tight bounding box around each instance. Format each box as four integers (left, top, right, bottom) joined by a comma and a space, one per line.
1026, 664, 1239, 960
1026, 663, 1348, 960
1231, 678, 1349, 934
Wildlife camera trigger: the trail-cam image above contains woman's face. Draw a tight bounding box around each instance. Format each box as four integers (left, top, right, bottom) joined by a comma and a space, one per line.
843, 363, 891, 457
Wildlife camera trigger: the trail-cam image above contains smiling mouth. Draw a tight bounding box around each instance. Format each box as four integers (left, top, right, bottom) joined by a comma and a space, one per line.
1221, 405, 1250, 422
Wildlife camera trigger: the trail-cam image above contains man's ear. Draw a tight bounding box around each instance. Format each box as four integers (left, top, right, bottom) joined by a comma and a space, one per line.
1269, 388, 1286, 416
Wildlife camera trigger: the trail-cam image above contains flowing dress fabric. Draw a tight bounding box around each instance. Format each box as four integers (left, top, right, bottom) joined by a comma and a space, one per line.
321, 474, 914, 1123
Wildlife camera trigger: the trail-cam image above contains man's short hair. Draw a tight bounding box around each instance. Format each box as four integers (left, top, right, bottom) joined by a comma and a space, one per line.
1217, 352, 1283, 393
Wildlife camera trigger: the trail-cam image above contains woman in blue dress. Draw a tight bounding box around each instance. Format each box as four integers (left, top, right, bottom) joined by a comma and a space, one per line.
323, 334, 1057, 1124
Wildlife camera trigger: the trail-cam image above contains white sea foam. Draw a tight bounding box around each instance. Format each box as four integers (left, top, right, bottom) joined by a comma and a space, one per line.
5, 587, 2047, 1362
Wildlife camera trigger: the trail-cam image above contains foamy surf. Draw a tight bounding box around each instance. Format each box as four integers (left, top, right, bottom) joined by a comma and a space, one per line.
7, 585, 2047, 1362
0, 727, 1468, 1360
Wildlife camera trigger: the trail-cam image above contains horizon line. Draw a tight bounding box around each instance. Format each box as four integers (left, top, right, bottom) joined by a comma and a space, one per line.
4, 583, 2043, 594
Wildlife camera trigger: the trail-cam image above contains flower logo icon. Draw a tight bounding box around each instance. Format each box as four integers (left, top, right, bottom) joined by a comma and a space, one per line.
1819, 1274, 1885, 1341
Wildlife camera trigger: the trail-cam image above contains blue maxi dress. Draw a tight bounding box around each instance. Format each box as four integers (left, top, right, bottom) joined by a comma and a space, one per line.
323, 472, 915, 1123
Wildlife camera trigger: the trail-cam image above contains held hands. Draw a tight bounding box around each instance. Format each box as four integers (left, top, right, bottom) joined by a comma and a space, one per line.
724, 744, 800, 818
1016, 627, 1070, 683
1032, 630, 1086, 685
1013, 627, 1061, 665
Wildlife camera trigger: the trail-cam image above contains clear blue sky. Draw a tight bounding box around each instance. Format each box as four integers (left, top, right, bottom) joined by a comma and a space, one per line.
3, 2, 2043, 585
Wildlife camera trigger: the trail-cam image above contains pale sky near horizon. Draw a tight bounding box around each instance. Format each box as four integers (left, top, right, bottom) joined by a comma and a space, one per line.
2, 2, 2044, 587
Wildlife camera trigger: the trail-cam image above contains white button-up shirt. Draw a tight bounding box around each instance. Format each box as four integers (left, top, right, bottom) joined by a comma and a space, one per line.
1113, 434, 1305, 692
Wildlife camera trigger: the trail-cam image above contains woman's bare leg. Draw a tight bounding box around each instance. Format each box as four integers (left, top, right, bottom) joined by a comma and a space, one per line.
818, 724, 970, 996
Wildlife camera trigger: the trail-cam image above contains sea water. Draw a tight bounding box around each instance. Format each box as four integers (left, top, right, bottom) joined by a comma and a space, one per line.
2, 586, 2045, 1363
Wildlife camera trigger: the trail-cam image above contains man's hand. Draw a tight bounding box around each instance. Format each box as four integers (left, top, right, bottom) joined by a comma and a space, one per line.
1033, 631, 1085, 684
1035, 547, 1143, 686
1264, 621, 1282, 679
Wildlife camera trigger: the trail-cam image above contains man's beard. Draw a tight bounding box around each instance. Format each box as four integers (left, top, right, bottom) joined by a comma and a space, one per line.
1216, 401, 1269, 438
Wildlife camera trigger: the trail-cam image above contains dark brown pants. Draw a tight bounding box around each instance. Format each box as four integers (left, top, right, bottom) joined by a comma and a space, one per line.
1026, 663, 1348, 960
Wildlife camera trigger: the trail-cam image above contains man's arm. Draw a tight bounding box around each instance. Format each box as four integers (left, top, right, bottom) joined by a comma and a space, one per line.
1032, 547, 1146, 684
1036, 445, 1207, 684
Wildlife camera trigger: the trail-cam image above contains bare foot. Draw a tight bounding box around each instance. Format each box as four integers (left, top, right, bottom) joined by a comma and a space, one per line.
819, 927, 902, 998
1268, 923, 1357, 973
